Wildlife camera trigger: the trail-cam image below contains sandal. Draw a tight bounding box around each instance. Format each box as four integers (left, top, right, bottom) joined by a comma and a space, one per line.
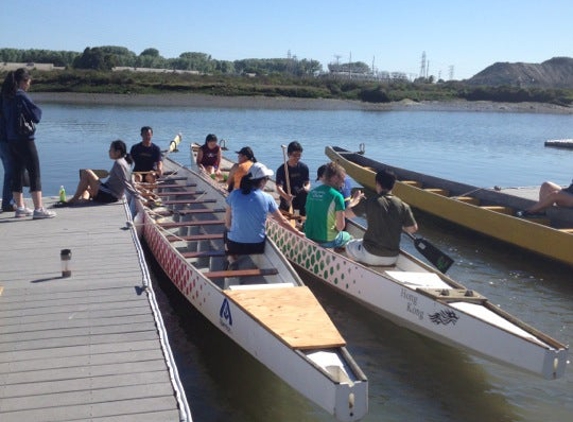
516, 210, 545, 217
53, 201, 70, 208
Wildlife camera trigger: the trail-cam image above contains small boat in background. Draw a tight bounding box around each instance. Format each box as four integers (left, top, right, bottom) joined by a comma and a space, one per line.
133, 155, 368, 422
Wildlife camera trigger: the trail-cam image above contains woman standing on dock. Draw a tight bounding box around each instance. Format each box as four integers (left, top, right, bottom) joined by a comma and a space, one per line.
0, 68, 55, 219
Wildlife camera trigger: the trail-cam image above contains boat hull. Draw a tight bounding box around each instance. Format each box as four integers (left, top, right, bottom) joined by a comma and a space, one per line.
325, 146, 573, 267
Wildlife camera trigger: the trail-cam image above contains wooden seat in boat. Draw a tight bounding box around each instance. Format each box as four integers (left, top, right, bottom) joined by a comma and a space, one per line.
175, 208, 226, 215
181, 250, 226, 258
167, 233, 225, 242
455, 196, 480, 205
401, 180, 422, 187
158, 219, 225, 228
204, 268, 278, 279
155, 190, 206, 197
161, 198, 217, 205
480, 205, 513, 215
424, 188, 450, 196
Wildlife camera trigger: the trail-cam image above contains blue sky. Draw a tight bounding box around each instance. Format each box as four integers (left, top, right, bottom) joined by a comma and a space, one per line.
1, 0, 571, 80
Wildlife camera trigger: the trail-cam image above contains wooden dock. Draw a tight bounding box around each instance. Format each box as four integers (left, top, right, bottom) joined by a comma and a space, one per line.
0, 198, 191, 421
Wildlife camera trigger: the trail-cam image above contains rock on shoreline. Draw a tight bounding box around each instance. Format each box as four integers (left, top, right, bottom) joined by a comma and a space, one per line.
33, 92, 573, 114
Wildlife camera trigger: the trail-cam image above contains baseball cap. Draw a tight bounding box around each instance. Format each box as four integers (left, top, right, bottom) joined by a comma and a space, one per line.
247, 162, 274, 179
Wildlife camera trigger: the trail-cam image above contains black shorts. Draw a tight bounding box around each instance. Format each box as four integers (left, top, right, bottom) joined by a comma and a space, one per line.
225, 238, 266, 255
93, 183, 118, 203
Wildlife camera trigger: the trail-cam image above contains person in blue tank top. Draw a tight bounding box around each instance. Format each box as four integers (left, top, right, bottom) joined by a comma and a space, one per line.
225, 162, 304, 257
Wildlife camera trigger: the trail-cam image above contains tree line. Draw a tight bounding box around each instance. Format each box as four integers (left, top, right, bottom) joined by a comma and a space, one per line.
2, 47, 572, 106
0, 46, 324, 76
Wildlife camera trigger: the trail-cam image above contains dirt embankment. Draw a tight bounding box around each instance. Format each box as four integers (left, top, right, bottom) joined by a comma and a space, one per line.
33, 92, 573, 114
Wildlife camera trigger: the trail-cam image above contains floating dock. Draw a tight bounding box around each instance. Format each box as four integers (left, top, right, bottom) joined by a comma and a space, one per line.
0, 198, 191, 421
544, 139, 573, 149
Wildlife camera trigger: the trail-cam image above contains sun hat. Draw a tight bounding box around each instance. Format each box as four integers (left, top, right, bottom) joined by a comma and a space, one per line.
247, 162, 274, 179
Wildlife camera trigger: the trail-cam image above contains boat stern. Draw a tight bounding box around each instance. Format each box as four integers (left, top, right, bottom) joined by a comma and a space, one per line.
542, 347, 569, 380
305, 348, 368, 421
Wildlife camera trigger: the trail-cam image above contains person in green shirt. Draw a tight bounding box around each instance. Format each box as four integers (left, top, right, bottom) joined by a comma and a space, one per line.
304, 162, 352, 248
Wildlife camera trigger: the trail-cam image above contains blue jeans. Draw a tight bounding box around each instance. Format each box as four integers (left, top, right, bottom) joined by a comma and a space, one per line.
0, 142, 14, 209
318, 231, 353, 248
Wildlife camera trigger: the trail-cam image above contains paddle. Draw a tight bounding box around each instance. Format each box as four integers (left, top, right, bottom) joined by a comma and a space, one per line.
404, 231, 454, 274
281, 144, 294, 213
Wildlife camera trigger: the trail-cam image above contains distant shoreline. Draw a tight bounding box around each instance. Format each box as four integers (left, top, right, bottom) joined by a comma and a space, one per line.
33, 92, 573, 114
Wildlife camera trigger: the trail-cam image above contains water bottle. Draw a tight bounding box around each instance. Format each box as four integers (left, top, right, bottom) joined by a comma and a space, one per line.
59, 185, 66, 202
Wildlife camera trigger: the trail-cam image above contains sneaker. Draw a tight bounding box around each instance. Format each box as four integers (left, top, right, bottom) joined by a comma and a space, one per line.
33, 207, 56, 219
15, 207, 33, 218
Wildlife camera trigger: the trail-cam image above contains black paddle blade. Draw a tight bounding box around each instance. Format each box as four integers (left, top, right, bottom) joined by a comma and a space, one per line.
414, 238, 454, 273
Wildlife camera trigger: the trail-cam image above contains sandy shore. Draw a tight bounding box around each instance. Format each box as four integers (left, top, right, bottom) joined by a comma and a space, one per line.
33, 92, 573, 114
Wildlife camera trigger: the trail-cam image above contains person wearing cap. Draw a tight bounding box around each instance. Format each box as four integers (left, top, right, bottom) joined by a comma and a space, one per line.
227, 146, 256, 191
225, 162, 304, 256
196, 133, 221, 176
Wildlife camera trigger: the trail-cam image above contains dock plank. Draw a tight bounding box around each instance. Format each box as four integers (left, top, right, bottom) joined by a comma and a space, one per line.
0, 198, 190, 421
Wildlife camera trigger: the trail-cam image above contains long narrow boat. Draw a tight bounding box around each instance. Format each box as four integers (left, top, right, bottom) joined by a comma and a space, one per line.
132, 157, 368, 422
326, 145, 573, 268
198, 142, 569, 380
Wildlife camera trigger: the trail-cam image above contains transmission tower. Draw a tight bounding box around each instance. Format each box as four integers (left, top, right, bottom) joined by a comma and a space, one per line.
448, 65, 454, 80
419, 51, 427, 78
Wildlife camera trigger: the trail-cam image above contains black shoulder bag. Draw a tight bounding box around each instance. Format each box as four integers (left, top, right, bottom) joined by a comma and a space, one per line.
17, 97, 35, 137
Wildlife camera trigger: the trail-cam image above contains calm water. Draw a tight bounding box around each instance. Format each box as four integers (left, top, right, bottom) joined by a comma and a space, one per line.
3, 101, 572, 421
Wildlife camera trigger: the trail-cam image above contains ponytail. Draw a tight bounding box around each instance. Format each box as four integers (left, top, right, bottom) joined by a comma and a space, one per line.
1, 71, 16, 97
111, 139, 133, 164
1, 68, 31, 98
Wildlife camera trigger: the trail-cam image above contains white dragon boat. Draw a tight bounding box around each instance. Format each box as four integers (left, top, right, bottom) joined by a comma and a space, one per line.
133, 151, 368, 421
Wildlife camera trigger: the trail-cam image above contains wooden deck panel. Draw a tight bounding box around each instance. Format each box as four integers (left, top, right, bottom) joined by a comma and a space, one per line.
0, 198, 188, 422
225, 286, 346, 350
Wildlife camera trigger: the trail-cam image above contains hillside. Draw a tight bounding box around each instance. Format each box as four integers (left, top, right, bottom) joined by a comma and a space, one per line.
467, 57, 573, 88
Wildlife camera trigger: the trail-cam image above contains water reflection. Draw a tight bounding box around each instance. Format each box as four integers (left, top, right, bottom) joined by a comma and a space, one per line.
305, 277, 517, 422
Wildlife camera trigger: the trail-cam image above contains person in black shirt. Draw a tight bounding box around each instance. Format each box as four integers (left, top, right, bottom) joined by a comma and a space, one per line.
275, 141, 310, 216
130, 126, 163, 182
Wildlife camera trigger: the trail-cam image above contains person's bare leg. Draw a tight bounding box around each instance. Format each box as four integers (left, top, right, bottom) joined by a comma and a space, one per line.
538, 181, 561, 201
528, 190, 573, 213
30, 191, 44, 209
69, 169, 100, 203
13, 191, 24, 208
